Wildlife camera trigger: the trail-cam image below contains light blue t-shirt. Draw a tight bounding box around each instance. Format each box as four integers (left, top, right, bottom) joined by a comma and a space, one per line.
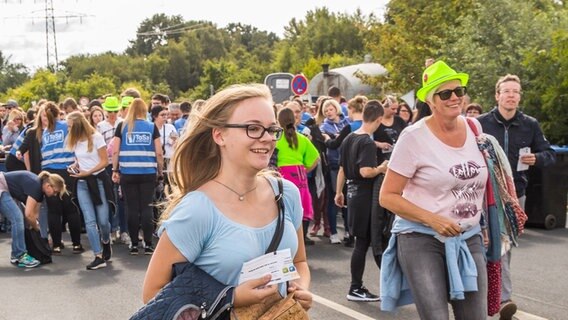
159, 177, 303, 287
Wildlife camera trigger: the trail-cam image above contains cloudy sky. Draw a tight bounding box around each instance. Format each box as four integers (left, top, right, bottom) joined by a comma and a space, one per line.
0, 0, 386, 70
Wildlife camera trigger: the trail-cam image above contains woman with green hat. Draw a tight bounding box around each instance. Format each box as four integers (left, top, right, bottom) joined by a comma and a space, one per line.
379, 61, 488, 318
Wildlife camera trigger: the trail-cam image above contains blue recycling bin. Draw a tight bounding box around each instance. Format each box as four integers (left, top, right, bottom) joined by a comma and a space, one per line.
525, 146, 568, 229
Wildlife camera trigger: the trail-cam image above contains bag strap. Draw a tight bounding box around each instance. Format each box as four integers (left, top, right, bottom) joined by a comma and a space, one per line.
466, 118, 480, 137
265, 177, 285, 254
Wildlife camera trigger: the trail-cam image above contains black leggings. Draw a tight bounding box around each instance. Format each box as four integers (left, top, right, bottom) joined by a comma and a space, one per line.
45, 168, 82, 247
120, 174, 156, 247
350, 236, 381, 289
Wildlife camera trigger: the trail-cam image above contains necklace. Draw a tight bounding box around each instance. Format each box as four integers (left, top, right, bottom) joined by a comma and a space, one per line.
212, 180, 257, 201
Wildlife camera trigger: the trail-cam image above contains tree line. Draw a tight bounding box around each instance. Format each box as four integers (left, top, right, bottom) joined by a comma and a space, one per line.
0, 0, 566, 144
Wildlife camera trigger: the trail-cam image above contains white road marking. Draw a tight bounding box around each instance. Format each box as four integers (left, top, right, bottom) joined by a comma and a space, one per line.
312, 294, 376, 320
313, 293, 552, 320
516, 310, 549, 320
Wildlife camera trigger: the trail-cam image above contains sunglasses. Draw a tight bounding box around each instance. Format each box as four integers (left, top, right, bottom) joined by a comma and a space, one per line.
434, 86, 467, 101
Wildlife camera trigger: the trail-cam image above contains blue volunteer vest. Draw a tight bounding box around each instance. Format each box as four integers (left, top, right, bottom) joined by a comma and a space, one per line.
9, 125, 30, 157
119, 120, 157, 175
41, 121, 74, 170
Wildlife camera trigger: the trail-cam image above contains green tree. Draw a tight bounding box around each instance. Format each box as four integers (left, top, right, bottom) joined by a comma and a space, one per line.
64, 73, 117, 100
3, 70, 63, 108
0, 51, 29, 94
367, 0, 476, 93
126, 14, 187, 56
523, 30, 568, 144
447, 0, 562, 109
273, 7, 370, 73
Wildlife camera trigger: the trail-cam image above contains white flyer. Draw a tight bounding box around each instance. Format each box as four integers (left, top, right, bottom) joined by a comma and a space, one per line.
517, 147, 531, 172
238, 248, 300, 286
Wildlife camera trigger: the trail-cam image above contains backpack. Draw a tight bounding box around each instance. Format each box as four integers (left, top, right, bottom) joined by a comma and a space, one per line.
24, 228, 52, 265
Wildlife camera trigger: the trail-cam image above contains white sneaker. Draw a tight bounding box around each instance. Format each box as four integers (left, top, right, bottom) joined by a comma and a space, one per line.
120, 232, 131, 245
330, 233, 342, 244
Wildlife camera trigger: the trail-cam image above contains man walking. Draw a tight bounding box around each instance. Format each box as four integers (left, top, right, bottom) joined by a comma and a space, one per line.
335, 101, 387, 302
478, 74, 556, 319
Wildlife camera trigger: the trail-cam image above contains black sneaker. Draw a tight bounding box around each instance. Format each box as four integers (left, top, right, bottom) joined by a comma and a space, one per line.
86, 256, 107, 270
343, 235, 354, 248
129, 245, 139, 255
304, 237, 315, 246
144, 245, 154, 255
102, 242, 112, 261
72, 245, 85, 254
347, 286, 381, 302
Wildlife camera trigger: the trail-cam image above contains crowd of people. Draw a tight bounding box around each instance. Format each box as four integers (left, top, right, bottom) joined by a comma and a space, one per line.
0, 58, 557, 319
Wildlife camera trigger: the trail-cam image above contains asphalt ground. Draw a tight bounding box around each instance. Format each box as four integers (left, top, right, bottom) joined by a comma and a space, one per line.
0, 222, 567, 319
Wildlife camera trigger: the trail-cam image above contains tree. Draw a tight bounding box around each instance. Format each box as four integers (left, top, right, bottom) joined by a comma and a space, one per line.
126, 14, 188, 56
273, 7, 370, 73
64, 73, 117, 101
367, 0, 476, 93
3, 70, 63, 108
522, 30, 568, 144
0, 51, 29, 94
446, 0, 562, 109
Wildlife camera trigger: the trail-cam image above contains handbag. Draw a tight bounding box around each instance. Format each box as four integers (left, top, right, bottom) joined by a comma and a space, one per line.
231, 179, 309, 320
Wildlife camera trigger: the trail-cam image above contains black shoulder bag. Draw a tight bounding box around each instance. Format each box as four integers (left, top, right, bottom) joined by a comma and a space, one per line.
130, 178, 285, 320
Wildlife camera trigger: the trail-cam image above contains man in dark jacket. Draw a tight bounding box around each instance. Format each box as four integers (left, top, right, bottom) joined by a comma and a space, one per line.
478, 74, 556, 320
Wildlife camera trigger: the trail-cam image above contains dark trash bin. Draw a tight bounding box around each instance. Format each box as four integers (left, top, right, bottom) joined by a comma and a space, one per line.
525, 146, 568, 229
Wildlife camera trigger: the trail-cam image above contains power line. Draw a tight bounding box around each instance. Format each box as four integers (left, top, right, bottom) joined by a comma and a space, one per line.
0, 0, 92, 71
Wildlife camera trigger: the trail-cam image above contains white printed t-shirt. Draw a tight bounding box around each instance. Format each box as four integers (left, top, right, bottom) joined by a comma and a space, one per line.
74, 132, 107, 175
388, 116, 488, 228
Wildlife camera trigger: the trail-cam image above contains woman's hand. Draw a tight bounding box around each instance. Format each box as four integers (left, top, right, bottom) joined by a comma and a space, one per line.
70, 170, 91, 178
287, 281, 312, 310
334, 193, 344, 208
112, 172, 120, 184
428, 215, 462, 237
233, 275, 278, 308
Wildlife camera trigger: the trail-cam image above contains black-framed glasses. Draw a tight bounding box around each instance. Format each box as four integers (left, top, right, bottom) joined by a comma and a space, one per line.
224, 123, 283, 140
434, 86, 467, 101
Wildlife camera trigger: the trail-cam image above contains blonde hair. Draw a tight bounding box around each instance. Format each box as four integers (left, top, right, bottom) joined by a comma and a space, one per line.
66, 111, 96, 153
318, 99, 342, 124
348, 95, 367, 114
38, 171, 67, 199
7, 109, 24, 129
122, 98, 149, 137
161, 84, 273, 221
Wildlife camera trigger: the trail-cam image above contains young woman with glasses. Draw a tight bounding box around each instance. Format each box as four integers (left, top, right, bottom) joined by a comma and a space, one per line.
142, 84, 312, 312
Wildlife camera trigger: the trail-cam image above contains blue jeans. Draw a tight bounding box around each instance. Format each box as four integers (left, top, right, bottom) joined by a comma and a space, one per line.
0, 192, 26, 258
76, 180, 110, 255
325, 168, 339, 235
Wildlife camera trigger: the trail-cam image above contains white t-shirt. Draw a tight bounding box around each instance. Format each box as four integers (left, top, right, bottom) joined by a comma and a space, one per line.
158, 123, 178, 159
75, 132, 107, 175
97, 119, 122, 145
388, 116, 488, 228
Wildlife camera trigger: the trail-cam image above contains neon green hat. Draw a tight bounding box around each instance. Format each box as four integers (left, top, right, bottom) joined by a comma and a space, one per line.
102, 96, 121, 112
121, 96, 134, 108
416, 61, 469, 102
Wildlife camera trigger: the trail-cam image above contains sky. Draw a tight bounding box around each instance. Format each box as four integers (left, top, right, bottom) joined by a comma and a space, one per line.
0, 0, 387, 70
